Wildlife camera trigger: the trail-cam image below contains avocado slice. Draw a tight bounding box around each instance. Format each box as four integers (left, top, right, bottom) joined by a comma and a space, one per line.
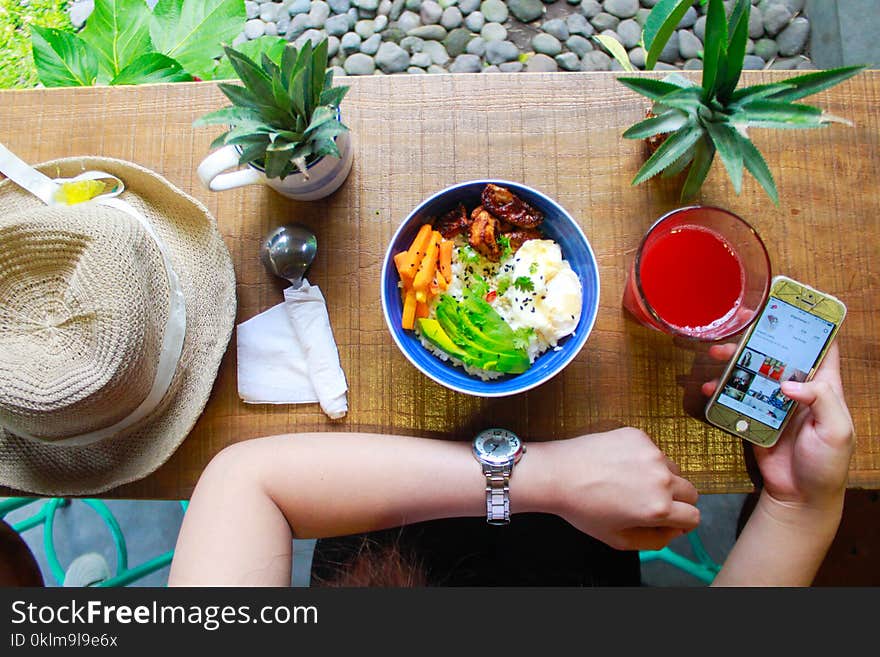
417, 319, 469, 362
435, 296, 530, 374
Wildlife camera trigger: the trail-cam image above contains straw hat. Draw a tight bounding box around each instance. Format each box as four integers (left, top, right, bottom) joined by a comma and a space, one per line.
0, 157, 236, 495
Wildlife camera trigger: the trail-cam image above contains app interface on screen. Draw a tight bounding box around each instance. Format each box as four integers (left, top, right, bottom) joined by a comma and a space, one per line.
717, 297, 834, 429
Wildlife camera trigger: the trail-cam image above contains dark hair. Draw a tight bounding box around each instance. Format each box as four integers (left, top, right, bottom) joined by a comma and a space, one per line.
311, 535, 427, 587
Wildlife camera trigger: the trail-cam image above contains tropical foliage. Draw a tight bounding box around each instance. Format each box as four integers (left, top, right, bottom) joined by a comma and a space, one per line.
619, 0, 864, 202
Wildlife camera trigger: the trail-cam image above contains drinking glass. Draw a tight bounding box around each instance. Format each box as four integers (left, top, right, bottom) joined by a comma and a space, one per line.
622, 206, 771, 341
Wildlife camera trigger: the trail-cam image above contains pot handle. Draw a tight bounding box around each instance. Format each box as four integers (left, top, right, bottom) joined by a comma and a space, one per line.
197, 144, 264, 191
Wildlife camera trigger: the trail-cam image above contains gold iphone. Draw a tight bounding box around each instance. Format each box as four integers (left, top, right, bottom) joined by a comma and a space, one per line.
705, 275, 846, 447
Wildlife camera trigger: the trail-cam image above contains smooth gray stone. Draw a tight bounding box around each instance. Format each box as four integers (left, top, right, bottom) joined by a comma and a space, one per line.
329, 0, 351, 13
355, 19, 375, 38
602, 0, 637, 20
657, 30, 679, 64
309, 1, 331, 26
374, 14, 389, 30
466, 36, 486, 56
694, 15, 706, 41
776, 16, 809, 56
276, 15, 291, 34
754, 37, 778, 60
360, 33, 382, 53
245, 1, 258, 20
407, 66, 427, 73
481, 21, 507, 41
400, 35, 425, 52
770, 55, 803, 70
542, 18, 570, 42
749, 6, 764, 39
565, 13, 593, 37
677, 6, 697, 28
427, 64, 448, 73
763, 4, 792, 37
409, 24, 448, 39
499, 61, 524, 72
449, 53, 483, 72
616, 18, 641, 49
286, 12, 311, 38
288, 0, 311, 15
382, 25, 407, 42
422, 39, 451, 63
441, 6, 463, 29
532, 33, 562, 56
635, 6, 650, 26
411, 52, 432, 67
627, 45, 645, 68
341, 31, 362, 53
742, 54, 766, 70
343, 53, 376, 75
327, 35, 340, 56
354, 0, 379, 9
263, 21, 278, 36
653, 62, 678, 70
590, 12, 619, 32
508, 0, 543, 22
396, 9, 421, 32
566, 34, 593, 58
325, 14, 351, 35
526, 53, 558, 72
458, 0, 480, 14
555, 52, 581, 70
465, 11, 485, 32
294, 29, 325, 48
420, 0, 442, 24
683, 58, 703, 70
678, 29, 702, 60
480, 0, 508, 23
746, 37, 755, 54
389, 0, 405, 19
375, 40, 411, 71
580, 49, 611, 70
485, 39, 520, 64
244, 19, 266, 39
483, 64, 501, 72
443, 27, 473, 55
405, 0, 422, 9
579, 0, 602, 19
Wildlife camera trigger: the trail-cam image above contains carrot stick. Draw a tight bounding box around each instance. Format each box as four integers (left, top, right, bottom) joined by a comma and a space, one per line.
415, 301, 430, 319
438, 239, 453, 283
402, 288, 417, 330
394, 251, 414, 284
413, 231, 440, 302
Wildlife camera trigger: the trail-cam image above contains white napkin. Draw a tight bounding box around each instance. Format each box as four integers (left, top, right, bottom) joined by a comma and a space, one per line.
236, 279, 348, 419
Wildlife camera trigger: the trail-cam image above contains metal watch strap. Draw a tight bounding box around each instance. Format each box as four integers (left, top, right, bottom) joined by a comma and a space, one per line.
483, 463, 512, 525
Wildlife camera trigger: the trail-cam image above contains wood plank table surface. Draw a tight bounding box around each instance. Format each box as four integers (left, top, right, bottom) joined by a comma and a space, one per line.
1, 71, 877, 498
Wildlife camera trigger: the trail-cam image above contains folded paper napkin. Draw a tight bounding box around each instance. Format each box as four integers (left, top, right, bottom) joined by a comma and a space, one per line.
237, 280, 348, 419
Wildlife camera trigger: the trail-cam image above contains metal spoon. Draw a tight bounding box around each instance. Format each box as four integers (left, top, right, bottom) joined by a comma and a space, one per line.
260, 224, 318, 289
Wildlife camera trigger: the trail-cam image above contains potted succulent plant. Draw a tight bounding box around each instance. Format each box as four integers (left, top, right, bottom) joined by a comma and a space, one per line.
196, 39, 352, 201
618, 0, 864, 204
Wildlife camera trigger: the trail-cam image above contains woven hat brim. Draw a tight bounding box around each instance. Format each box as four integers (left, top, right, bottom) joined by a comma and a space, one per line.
0, 157, 236, 495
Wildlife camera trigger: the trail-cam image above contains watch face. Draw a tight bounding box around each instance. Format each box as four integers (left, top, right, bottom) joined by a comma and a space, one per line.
473, 428, 523, 466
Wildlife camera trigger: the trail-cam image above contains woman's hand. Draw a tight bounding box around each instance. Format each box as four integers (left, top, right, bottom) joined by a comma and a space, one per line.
702, 342, 854, 514
526, 429, 700, 551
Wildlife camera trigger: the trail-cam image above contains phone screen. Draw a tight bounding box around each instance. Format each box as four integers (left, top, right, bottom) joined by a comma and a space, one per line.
716, 297, 835, 429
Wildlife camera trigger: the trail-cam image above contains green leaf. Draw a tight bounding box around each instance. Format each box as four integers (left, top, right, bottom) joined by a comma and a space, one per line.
661, 144, 697, 178
735, 132, 778, 204
217, 82, 259, 109
764, 65, 866, 103
192, 105, 266, 127
733, 100, 826, 128
80, 0, 152, 79
680, 136, 716, 201
715, 0, 750, 103
617, 76, 686, 100
704, 121, 743, 193
622, 110, 690, 139
592, 35, 634, 71
701, 0, 728, 101
150, 0, 246, 79
729, 82, 797, 106
311, 39, 329, 105
320, 85, 349, 108
223, 45, 273, 102
30, 26, 99, 87
237, 139, 270, 165
632, 125, 703, 185
110, 52, 192, 84
313, 137, 341, 159
653, 87, 703, 114
643, 0, 694, 70
213, 36, 286, 80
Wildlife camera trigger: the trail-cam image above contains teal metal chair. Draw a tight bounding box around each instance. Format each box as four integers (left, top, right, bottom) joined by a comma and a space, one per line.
639, 531, 722, 584
0, 497, 186, 587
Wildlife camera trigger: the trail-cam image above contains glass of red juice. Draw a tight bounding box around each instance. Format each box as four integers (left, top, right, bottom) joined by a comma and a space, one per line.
623, 206, 771, 341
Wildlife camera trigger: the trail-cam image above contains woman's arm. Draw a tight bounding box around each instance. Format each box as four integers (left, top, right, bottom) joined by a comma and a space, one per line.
169, 429, 699, 586
707, 343, 854, 586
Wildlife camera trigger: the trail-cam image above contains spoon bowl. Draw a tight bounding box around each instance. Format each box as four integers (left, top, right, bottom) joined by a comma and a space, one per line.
260, 224, 318, 288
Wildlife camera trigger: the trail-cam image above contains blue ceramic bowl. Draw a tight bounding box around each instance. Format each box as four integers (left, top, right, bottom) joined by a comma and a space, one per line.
381, 180, 600, 397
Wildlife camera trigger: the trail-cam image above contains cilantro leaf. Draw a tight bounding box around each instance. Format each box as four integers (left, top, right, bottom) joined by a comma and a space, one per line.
498, 234, 512, 260
514, 276, 534, 292
529, 262, 538, 274
496, 275, 511, 296
513, 327, 535, 350
459, 245, 480, 264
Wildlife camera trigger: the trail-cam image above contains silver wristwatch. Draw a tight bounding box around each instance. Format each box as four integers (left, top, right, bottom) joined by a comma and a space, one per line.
472, 428, 525, 526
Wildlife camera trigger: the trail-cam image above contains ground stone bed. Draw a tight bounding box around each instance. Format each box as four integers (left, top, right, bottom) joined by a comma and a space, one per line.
70, 0, 816, 75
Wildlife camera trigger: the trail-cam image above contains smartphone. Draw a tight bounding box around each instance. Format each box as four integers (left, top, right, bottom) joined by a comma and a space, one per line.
705, 275, 846, 447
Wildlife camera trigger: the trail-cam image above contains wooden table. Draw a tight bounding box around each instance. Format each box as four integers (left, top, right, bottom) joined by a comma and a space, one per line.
1, 72, 877, 497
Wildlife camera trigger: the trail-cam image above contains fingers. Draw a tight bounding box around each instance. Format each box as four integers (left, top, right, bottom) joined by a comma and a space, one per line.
810, 342, 845, 397
708, 343, 737, 362
702, 379, 719, 397
781, 378, 854, 449
665, 457, 681, 476
671, 475, 698, 505
644, 500, 701, 530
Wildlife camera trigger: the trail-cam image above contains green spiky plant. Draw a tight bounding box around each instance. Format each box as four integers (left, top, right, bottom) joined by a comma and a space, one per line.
618, 0, 864, 204
195, 39, 349, 180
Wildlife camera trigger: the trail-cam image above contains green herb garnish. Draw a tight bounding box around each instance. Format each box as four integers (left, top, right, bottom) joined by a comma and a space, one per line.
460, 245, 480, 264
512, 327, 535, 350
498, 235, 512, 260
496, 275, 511, 296
514, 276, 534, 292
529, 262, 538, 274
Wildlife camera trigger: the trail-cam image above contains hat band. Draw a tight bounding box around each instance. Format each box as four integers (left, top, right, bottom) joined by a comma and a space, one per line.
0, 146, 188, 447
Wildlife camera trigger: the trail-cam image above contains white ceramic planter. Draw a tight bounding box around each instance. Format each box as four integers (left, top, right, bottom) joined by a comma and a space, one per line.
197, 130, 353, 201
